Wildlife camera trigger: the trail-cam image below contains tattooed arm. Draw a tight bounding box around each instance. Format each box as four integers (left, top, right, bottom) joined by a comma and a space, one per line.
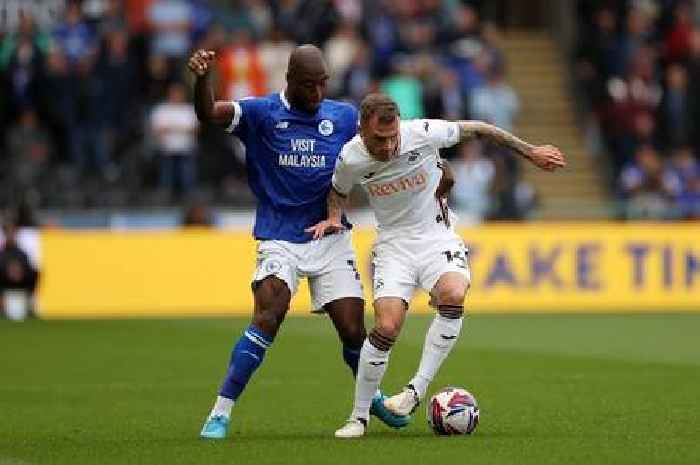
305, 187, 349, 240
326, 187, 348, 224
457, 121, 566, 171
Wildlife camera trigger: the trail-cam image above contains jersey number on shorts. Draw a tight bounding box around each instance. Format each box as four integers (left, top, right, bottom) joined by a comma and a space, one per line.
442, 250, 467, 269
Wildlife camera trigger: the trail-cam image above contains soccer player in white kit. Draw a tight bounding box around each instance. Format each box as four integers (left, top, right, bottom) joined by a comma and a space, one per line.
306, 94, 566, 438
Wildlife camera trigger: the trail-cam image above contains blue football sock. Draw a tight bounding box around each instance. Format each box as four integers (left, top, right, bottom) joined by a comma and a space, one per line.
219, 325, 273, 400
343, 346, 361, 378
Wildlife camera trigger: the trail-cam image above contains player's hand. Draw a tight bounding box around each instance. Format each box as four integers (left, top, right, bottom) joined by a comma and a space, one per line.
305, 219, 346, 240
527, 145, 566, 172
436, 159, 455, 198
188, 50, 216, 77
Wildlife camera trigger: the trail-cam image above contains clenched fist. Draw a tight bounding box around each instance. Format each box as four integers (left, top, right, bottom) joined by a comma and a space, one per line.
188, 49, 216, 77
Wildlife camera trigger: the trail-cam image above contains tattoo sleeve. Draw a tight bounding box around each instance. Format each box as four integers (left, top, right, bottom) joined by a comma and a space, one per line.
327, 187, 348, 221
458, 121, 534, 159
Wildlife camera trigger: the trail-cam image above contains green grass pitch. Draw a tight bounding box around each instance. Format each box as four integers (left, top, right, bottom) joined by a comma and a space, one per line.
1, 314, 699, 465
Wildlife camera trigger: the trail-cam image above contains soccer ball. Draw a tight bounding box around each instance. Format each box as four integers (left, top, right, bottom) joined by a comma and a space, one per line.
427, 386, 479, 435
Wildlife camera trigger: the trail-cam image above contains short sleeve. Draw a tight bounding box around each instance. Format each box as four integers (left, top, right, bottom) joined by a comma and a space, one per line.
331, 148, 357, 196
420, 119, 461, 149
224, 97, 266, 137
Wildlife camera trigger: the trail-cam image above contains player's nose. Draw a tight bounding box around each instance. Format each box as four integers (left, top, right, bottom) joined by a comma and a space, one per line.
313, 85, 323, 102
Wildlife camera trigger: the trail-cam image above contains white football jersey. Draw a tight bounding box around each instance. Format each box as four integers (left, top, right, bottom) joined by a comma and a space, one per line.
332, 119, 460, 235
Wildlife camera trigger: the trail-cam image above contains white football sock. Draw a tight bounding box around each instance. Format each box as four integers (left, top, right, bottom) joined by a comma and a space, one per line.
210, 395, 235, 418
409, 314, 463, 399
351, 338, 391, 421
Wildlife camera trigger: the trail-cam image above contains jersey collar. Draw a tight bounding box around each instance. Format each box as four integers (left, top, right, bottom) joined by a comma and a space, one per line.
280, 91, 291, 110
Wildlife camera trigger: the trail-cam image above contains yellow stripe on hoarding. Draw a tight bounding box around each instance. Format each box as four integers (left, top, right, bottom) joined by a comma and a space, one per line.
37, 224, 700, 318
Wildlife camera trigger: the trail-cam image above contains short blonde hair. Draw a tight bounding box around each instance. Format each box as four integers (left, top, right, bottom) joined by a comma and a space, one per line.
360, 93, 400, 126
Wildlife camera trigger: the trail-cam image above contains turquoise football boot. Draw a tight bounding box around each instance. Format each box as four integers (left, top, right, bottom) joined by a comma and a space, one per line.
200, 415, 230, 439
370, 392, 411, 429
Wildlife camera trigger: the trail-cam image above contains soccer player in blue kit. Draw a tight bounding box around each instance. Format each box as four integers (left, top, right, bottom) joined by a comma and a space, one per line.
188, 45, 410, 439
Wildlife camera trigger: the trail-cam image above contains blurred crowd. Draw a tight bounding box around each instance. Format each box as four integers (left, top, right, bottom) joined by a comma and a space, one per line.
0, 0, 526, 222
575, 0, 700, 220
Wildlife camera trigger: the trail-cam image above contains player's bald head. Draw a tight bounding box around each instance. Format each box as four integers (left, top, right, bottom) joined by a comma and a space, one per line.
287, 44, 327, 77
285, 45, 329, 113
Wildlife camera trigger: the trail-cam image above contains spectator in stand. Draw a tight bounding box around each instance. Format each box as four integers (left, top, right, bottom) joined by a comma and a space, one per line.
667, 146, 700, 219
602, 47, 663, 167
259, 30, 295, 93
341, 44, 374, 106
150, 82, 199, 200
661, 64, 689, 148
611, 5, 655, 78
182, 199, 213, 227
381, 56, 425, 119
664, 1, 693, 64
423, 66, 467, 122
147, 0, 193, 59
0, 12, 51, 69
94, 0, 128, 36
470, 62, 519, 132
450, 140, 495, 224
93, 29, 137, 177
575, 6, 618, 107
364, 0, 401, 77
324, 21, 362, 97
5, 108, 52, 194
40, 46, 75, 164
1, 12, 47, 125
52, 1, 97, 66
217, 28, 267, 100
619, 145, 678, 219
0, 220, 40, 320
686, 29, 700, 155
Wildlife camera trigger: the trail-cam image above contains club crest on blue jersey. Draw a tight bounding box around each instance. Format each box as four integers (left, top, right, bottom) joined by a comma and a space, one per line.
318, 119, 334, 136
265, 260, 282, 273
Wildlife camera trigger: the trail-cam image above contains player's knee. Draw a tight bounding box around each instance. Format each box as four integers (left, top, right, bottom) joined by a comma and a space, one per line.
374, 315, 402, 339
436, 280, 469, 307
256, 276, 290, 299
255, 278, 290, 309
438, 286, 467, 306
252, 278, 290, 335
368, 327, 396, 351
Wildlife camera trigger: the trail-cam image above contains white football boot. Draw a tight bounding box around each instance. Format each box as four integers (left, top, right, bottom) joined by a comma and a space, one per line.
334, 418, 367, 438
383, 385, 420, 416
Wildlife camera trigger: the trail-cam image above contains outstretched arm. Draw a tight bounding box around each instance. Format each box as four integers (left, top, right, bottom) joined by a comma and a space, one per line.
188, 50, 235, 126
305, 187, 349, 240
457, 121, 566, 171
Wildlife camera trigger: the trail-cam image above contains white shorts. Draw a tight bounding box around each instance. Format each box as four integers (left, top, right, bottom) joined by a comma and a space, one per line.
252, 231, 364, 312
371, 231, 470, 304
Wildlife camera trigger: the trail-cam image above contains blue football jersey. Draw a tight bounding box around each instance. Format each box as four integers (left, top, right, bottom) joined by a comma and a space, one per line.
226, 92, 357, 243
